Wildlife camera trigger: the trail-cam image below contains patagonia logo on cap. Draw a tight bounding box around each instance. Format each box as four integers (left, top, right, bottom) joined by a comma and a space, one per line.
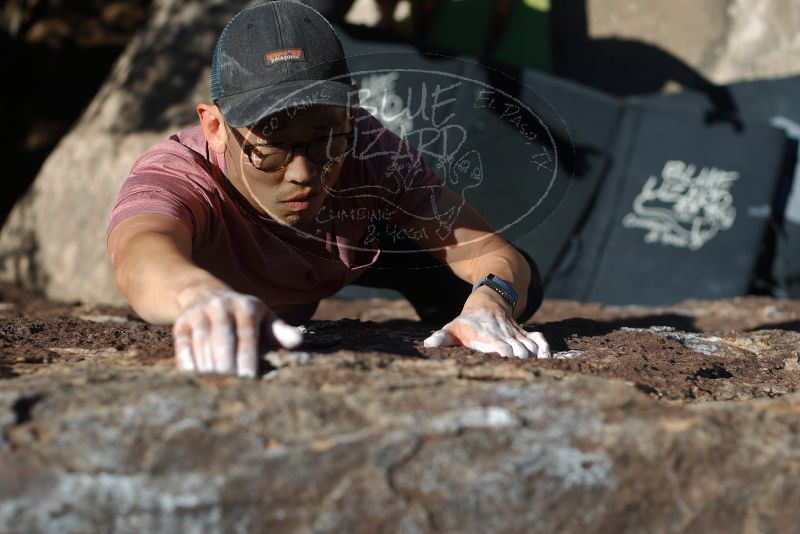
265, 48, 305, 65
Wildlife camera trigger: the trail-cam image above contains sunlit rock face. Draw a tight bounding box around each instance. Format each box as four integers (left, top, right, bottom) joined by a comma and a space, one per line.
2, 285, 800, 532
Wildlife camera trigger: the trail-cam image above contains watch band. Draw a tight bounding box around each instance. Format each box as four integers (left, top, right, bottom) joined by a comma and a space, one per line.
472, 273, 518, 311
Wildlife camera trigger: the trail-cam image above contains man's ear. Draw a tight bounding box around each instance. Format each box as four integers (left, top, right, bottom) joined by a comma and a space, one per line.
197, 103, 227, 154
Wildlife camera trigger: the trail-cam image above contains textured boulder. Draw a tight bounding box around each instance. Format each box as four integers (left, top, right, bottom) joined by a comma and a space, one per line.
0, 0, 248, 305
710, 0, 800, 82
583, 0, 731, 75
2, 285, 800, 531
571, 0, 800, 88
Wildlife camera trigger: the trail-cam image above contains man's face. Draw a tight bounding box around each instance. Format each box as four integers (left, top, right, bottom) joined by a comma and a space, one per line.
224, 105, 351, 228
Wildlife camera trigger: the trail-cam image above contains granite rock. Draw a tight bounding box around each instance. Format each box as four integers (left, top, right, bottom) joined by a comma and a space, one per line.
2, 286, 800, 532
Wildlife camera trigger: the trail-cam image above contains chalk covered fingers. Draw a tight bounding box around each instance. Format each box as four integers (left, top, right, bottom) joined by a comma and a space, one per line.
423, 309, 551, 359
172, 290, 303, 376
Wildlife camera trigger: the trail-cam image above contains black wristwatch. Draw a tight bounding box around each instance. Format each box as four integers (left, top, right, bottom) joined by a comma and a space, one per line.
472, 273, 518, 311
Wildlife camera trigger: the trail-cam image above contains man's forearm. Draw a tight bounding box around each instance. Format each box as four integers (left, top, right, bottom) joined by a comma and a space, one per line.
114, 233, 231, 325
407, 187, 534, 320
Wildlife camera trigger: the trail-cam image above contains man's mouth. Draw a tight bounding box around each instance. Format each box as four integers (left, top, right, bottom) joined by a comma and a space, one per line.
281, 190, 316, 202
281, 191, 317, 210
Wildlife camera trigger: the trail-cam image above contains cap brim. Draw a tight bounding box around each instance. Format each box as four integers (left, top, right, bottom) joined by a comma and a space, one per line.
216, 79, 357, 127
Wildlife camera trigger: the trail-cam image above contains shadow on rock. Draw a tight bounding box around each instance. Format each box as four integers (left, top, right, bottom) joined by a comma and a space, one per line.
748, 320, 800, 333
539, 313, 698, 352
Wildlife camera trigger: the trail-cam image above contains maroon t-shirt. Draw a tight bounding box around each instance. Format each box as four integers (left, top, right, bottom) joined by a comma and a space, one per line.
107, 110, 444, 321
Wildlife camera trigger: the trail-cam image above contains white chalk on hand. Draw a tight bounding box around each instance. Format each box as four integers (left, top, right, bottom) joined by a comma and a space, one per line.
423, 330, 454, 348
272, 321, 303, 349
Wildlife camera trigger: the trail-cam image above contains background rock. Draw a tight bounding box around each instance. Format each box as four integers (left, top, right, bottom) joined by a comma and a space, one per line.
0, 0, 246, 305
0, 0, 151, 225
711, 0, 800, 82
554, 0, 800, 93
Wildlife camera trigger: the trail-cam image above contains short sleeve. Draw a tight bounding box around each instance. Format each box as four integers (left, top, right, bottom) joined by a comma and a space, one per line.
106, 143, 216, 247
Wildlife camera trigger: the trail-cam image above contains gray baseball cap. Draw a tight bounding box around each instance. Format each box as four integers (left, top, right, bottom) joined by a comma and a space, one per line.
210, 0, 356, 127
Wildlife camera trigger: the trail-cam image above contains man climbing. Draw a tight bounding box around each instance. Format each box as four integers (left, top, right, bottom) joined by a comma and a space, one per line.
106, 0, 550, 377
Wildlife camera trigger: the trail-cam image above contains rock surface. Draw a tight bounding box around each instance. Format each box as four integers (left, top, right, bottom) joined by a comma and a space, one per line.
2, 282, 800, 532
0, 0, 245, 306
571, 0, 800, 88
710, 0, 800, 82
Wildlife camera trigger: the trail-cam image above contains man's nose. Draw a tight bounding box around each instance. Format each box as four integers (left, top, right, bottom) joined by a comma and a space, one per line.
282, 152, 317, 185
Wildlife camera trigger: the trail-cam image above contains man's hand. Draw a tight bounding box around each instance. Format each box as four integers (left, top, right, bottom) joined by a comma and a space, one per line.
172, 288, 303, 376
422, 308, 550, 358
107, 214, 303, 375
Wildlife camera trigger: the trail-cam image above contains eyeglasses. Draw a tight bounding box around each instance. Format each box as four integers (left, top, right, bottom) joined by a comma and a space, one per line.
228, 125, 355, 172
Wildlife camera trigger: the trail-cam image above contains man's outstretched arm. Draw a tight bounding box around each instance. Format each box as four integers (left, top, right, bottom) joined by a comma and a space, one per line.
107, 213, 303, 375
409, 187, 550, 358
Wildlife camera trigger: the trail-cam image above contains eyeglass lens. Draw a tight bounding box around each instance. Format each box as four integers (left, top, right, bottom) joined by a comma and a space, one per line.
249, 134, 352, 171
